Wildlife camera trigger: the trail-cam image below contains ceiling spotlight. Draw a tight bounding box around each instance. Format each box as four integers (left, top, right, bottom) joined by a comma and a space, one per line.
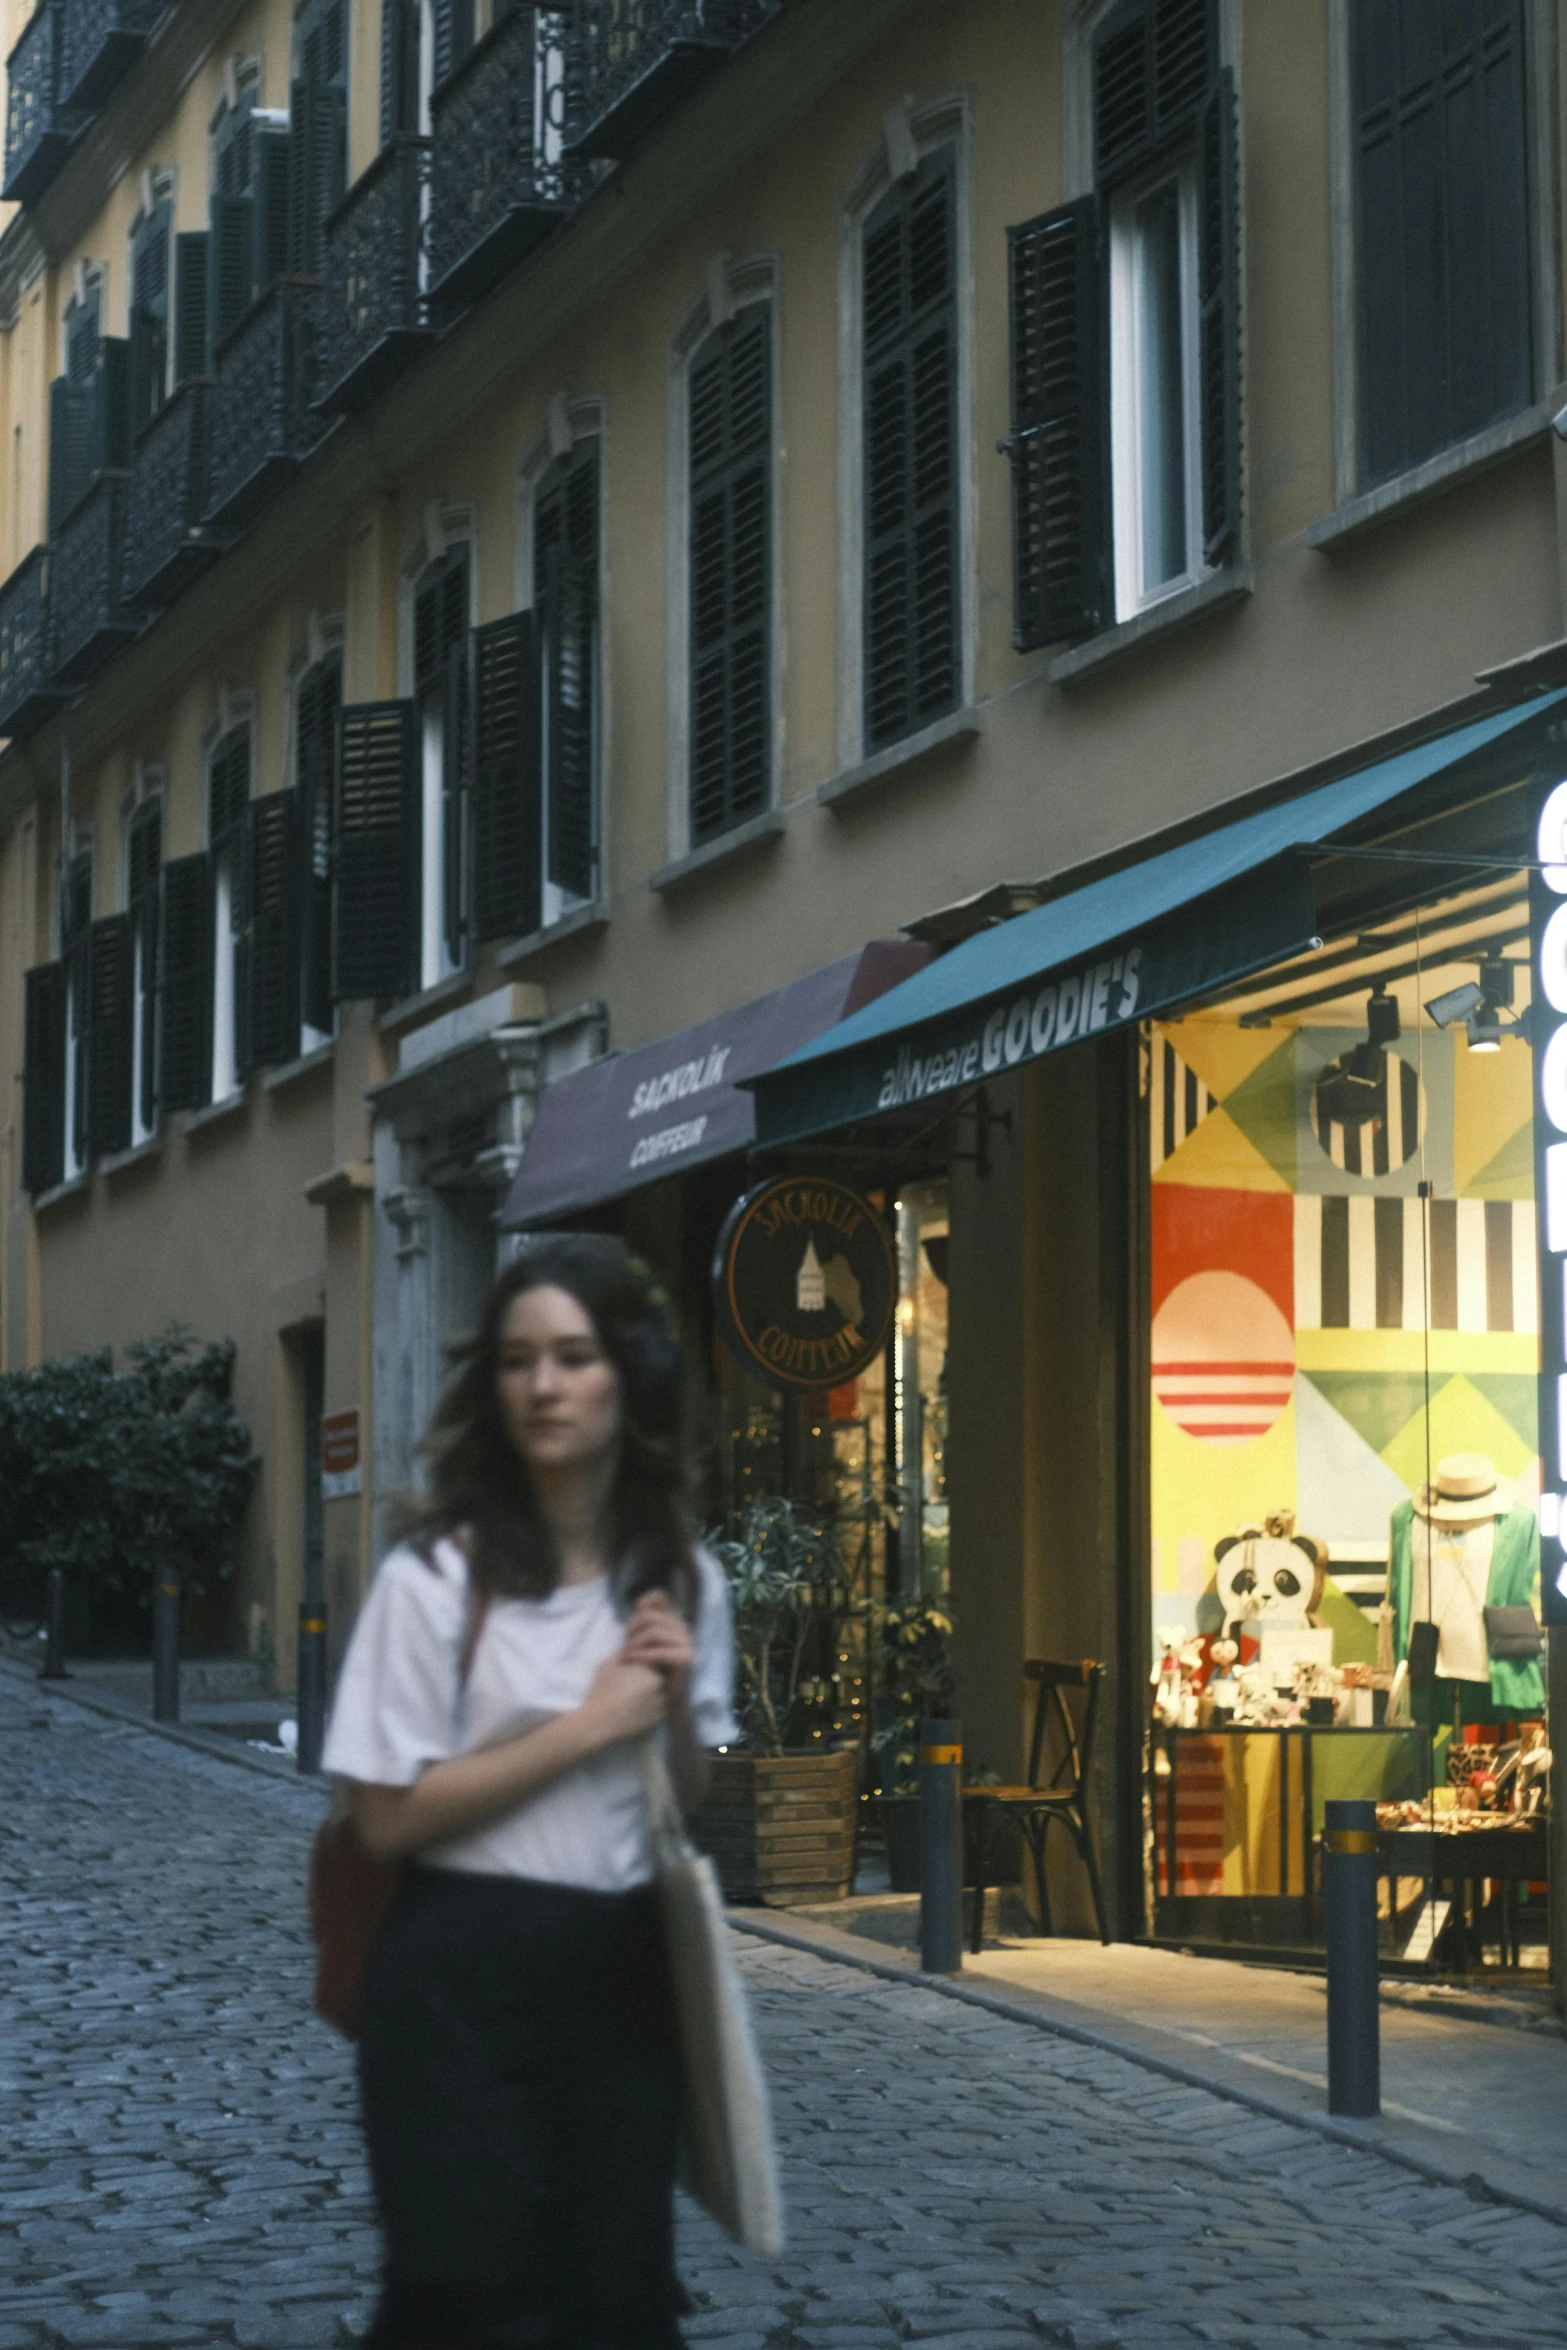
1425, 979, 1484, 1029
1425, 958, 1523, 1053
1366, 985, 1400, 1045
1466, 1007, 1503, 1054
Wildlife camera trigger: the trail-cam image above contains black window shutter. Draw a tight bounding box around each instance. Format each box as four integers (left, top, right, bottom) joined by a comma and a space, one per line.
442, 640, 470, 970
86, 338, 130, 475
689, 305, 771, 845
862, 152, 960, 755
1094, 0, 1217, 186
65, 289, 101, 386
22, 963, 66, 1196
48, 374, 91, 533
128, 199, 171, 434
127, 801, 162, 1133
160, 853, 214, 1113
432, 0, 475, 88
1005, 196, 1109, 648
1198, 66, 1241, 563
86, 914, 134, 1158
252, 126, 294, 297
544, 551, 597, 899
246, 793, 303, 1068
297, 657, 340, 1033
174, 232, 210, 380
208, 193, 255, 353
381, 0, 420, 139
471, 612, 542, 943
334, 700, 418, 1000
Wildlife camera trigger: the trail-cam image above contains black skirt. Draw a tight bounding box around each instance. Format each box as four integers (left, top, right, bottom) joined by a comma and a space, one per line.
357, 1865, 685, 2350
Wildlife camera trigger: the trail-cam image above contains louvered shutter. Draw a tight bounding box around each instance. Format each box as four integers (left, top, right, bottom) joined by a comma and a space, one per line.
208, 192, 255, 352
48, 374, 91, 533
1005, 198, 1108, 648
688, 306, 771, 845
22, 964, 67, 1195
86, 915, 134, 1157
86, 338, 130, 475
65, 928, 90, 1167
127, 802, 162, 1132
297, 657, 340, 1034
174, 232, 210, 380
1093, 0, 1217, 185
129, 200, 171, 433
381, 0, 420, 139
471, 612, 541, 942
442, 640, 470, 969
1198, 68, 1241, 562
544, 552, 596, 899
334, 700, 418, 1000
432, 0, 475, 88
159, 853, 213, 1113
65, 291, 100, 387
252, 126, 294, 297
247, 794, 302, 1067
862, 152, 960, 755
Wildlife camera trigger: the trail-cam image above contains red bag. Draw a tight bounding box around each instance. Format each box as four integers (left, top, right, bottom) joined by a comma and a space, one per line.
308, 1586, 490, 2039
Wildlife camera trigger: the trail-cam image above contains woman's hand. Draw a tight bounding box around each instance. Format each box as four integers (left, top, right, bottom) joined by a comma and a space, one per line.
580, 1652, 667, 1748
620, 1590, 695, 1700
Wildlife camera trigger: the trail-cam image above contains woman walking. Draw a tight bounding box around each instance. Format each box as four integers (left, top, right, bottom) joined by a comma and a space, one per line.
323, 1236, 737, 2350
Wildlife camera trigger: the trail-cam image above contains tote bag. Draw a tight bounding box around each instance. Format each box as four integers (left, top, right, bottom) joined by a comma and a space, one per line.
639, 1743, 784, 2260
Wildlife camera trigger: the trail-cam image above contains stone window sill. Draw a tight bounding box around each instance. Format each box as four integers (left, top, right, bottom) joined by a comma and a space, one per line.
498, 901, 610, 969
1046, 565, 1254, 688
34, 1168, 92, 1213
818, 707, 981, 808
1306, 404, 1552, 550
101, 1134, 163, 1176
185, 1089, 250, 1137
262, 1040, 335, 1093
379, 969, 471, 1036
649, 808, 786, 895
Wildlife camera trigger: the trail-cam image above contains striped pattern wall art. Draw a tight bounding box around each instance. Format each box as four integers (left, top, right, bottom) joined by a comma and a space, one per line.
1295, 1196, 1537, 1333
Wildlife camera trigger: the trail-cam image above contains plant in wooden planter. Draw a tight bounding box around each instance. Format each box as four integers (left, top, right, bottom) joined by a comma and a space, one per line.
692, 1498, 858, 1906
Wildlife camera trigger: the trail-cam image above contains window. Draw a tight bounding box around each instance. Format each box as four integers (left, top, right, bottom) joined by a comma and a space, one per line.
533, 437, 599, 913
126, 795, 162, 1143
412, 544, 471, 989
49, 276, 124, 534
688, 302, 772, 845
382, 0, 474, 140
208, 69, 290, 352
1351, 0, 1531, 491
61, 850, 92, 1180
128, 192, 172, 437
1004, 0, 1238, 646
296, 655, 341, 1044
862, 150, 959, 755
207, 723, 251, 1102
292, 0, 349, 277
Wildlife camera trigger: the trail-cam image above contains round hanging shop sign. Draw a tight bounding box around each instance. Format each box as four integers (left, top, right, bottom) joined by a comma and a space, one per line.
714, 1176, 896, 1390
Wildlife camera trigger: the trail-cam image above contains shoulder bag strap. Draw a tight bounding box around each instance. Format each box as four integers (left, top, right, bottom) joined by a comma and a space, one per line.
459, 1586, 491, 1689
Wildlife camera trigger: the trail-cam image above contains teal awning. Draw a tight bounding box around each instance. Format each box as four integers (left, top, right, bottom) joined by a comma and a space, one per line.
746, 691, 1567, 1146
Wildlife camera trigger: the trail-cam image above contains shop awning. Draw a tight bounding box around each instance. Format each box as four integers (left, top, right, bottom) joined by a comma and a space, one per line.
498, 940, 929, 1228
745, 691, 1567, 1146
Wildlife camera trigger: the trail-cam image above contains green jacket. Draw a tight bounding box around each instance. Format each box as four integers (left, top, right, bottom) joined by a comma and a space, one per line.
1389, 1498, 1545, 1714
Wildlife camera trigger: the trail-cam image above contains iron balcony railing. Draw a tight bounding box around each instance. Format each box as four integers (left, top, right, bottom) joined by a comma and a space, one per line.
568, 0, 777, 162
4, 3, 85, 205
49, 472, 137, 685
427, 7, 586, 311
122, 382, 224, 613
57, 0, 164, 113
206, 280, 325, 531
316, 136, 434, 415
0, 549, 66, 736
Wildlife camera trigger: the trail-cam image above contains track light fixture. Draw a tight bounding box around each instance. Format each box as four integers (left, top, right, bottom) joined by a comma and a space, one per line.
1424, 958, 1520, 1053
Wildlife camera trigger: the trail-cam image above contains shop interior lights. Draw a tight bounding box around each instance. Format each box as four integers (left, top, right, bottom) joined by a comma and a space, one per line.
1424, 956, 1520, 1053
1312, 984, 1401, 1127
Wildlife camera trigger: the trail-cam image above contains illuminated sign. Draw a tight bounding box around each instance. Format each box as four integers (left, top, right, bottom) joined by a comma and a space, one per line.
714, 1177, 896, 1391
1528, 781, 1567, 1623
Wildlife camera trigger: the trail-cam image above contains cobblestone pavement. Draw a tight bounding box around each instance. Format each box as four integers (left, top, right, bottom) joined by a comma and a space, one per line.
3, 1672, 1567, 2350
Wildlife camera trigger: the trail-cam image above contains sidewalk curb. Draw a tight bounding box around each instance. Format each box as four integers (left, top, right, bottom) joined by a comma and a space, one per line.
728, 1912, 1567, 2235
0, 1652, 308, 1787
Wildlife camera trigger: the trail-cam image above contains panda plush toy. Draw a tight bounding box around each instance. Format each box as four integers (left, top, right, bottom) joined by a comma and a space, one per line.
1211, 1514, 1328, 1642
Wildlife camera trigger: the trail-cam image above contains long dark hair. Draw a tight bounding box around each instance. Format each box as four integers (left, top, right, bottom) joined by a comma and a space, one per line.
407, 1235, 696, 1615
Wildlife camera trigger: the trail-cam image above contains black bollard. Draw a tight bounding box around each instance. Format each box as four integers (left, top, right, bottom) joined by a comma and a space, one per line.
152, 1571, 181, 1725
919, 1716, 963, 1974
39, 1568, 68, 1681
296, 1604, 328, 1775
1324, 1797, 1381, 2117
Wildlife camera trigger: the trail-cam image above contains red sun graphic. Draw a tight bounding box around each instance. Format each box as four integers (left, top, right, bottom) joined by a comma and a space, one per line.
1151, 1271, 1296, 1446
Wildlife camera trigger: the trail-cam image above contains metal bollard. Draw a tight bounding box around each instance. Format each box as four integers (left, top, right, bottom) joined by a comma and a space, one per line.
39, 1568, 68, 1681
296, 1604, 328, 1775
152, 1571, 181, 1725
919, 1716, 964, 1975
1324, 1797, 1381, 2117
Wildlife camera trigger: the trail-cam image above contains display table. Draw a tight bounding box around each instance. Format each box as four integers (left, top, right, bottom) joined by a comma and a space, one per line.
1377, 1821, 1549, 1968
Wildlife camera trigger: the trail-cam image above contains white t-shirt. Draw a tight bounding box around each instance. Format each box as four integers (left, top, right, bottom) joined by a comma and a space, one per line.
322, 1537, 738, 1891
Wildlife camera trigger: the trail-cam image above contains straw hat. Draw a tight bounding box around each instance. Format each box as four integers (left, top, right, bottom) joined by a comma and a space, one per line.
1413, 1452, 1511, 1528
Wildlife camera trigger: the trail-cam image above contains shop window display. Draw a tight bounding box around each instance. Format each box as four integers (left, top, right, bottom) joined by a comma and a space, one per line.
1146, 885, 1549, 1963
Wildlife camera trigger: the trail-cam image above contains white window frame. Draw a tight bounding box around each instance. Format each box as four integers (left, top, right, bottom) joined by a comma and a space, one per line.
663, 254, 781, 864
516, 394, 607, 927
1108, 151, 1204, 622
399, 506, 475, 993
836, 94, 974, 773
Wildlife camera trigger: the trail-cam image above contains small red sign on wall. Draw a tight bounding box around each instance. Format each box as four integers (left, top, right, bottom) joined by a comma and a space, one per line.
320, 1408, 361, 1499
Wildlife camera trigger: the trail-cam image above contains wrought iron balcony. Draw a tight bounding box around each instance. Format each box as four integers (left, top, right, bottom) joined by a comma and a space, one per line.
122, 382, 225, 613
49, 472, 137, 685
427, 7, 586, 310
0, 549, 66, 737
4, 4, 85, 206
568, 0, 777, 162
206, 280, 325, 531
57, 0, 164, 112
316, 137, 435, 415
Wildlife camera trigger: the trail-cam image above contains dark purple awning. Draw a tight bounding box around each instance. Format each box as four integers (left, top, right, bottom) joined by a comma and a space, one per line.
498, 942, 929, 1228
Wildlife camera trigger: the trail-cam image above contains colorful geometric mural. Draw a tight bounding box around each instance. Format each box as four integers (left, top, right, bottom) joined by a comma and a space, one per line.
1149, 1016, 1539, 1636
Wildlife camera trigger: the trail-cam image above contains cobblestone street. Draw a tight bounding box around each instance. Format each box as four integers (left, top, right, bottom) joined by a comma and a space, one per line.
3, 1669, 1567, 2350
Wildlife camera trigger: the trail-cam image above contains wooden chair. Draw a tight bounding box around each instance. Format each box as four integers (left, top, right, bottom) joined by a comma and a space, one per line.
963, 1659, 1109, 1953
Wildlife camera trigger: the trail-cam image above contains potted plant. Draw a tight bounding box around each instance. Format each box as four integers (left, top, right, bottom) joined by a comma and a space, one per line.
870, 1595, 958, 1891
692, 1497, 859, 1906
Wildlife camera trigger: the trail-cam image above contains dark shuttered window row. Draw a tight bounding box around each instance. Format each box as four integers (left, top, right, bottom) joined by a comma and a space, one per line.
862, 149, 960, 756
689, 303, 772, 846
1004, 0, 1238, 651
